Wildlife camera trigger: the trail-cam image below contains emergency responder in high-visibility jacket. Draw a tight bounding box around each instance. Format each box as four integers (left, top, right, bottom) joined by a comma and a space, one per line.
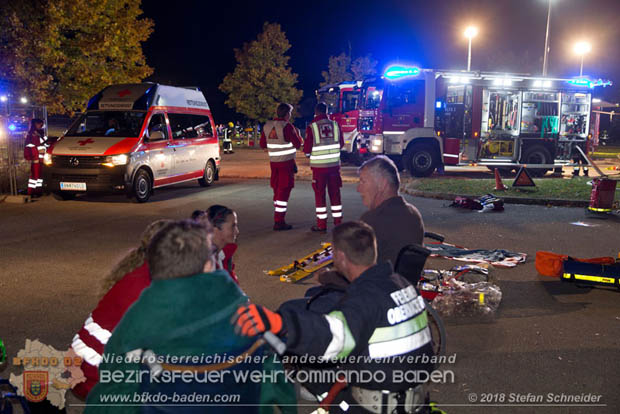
223, 121, 234, 154
260, 103, 303, 231
234, 221, 436, 414
304, 102, 344, 233
23, 118, 47, 197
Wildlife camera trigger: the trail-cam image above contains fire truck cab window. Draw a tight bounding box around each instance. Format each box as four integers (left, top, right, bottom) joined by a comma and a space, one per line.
364, 87, 383, 109
386, 80, 422, 108
318, 91, 339, 114
481, 90, 520, 137
342, 91, 359, 113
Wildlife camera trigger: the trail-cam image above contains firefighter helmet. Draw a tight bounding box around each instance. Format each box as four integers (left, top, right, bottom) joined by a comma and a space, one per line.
228, 122, 234, 128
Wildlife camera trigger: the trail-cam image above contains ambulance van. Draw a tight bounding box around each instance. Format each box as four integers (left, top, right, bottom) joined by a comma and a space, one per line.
43, 83, 220, 202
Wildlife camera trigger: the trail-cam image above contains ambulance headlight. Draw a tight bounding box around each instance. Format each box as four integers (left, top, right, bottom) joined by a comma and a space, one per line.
103, 154, 129, 167
43, 152, 53, 166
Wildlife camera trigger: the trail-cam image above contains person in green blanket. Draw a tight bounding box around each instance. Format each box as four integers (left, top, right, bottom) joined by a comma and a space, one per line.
85, 219, 295, 413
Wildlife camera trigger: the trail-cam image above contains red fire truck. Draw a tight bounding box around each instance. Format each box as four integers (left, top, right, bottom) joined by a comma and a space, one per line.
359, 66, 612, 176
316, 81, 367, 164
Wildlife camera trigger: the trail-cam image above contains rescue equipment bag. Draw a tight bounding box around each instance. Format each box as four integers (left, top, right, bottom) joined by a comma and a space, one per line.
561, 258, 620, 288
535, 251, 616, 278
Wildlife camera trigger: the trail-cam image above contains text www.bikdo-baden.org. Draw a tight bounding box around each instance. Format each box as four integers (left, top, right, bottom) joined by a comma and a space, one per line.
99, 391, 241, 405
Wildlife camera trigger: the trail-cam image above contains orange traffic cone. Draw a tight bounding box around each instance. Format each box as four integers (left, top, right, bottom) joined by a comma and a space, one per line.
494, 168, 506, 191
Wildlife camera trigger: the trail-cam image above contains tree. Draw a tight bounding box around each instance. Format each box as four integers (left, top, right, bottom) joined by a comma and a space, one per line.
320, 53, 378, 87
320, 53, 352, 87
219, 22, 302, 123
0, 0, 153, 114
351, 54, 378, 80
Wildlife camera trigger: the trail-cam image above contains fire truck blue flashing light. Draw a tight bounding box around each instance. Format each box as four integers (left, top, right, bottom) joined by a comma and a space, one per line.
435, 101, 442, 109
567, 78, 612, 88
8, 124, 17, 132
384, 66, 420, 80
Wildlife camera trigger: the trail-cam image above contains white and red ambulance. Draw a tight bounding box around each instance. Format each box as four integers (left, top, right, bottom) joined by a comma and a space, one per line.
43, 83, 220, 202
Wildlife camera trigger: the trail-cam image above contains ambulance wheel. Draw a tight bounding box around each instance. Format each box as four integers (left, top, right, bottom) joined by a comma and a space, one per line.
133, 169, 152, 203
198, 160, 215, 187
52, 192, 75, 201
404, 144, 437, 177
520, 145, 551, 177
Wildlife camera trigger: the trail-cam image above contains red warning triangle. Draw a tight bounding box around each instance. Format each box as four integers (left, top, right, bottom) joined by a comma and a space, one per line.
512, 167, 536, 187
268, 128, 278, 140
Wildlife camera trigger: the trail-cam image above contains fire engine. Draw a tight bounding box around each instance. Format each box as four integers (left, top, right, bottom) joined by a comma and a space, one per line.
316, 81, 367, 164
359, 65, 612, 177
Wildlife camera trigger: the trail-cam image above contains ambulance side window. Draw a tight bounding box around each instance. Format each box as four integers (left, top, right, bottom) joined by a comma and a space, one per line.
147, 113, 168, 141
168, 113, 187, 139
188, 115, 213, 138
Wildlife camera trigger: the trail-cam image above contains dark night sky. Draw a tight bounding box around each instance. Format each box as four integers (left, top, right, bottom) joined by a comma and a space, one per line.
141, 0, 620, 123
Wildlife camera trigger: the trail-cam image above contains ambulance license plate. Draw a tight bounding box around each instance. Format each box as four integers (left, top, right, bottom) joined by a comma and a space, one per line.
60, 182, 87, 191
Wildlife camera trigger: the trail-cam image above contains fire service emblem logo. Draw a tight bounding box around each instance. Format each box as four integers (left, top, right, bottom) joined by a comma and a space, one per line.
23, 371, 48, 403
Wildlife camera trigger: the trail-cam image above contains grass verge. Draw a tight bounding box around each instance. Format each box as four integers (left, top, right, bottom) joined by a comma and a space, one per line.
403, 176, 619, 201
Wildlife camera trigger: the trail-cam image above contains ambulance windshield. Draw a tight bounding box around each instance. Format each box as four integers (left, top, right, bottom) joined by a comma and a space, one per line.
66, 111, 147, 137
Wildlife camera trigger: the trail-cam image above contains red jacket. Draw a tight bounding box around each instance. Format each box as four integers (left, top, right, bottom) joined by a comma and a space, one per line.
71, 262, 151, 399
260, 118, 302, 168
304, 114, 344, 173
24, 130, 44, 161
218, 243, 239, 285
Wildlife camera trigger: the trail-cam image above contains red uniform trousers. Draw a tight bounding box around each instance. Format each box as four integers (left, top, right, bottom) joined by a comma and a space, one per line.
270, 161, 295, 224
28, 161, 43, 196
311, 167, 343, 229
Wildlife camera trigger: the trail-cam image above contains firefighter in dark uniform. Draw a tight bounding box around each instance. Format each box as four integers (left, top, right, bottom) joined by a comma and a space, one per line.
571, 140, 589, 177
223, 122, 234, 154
305, 102, 345, 233
234, 221, 436, 413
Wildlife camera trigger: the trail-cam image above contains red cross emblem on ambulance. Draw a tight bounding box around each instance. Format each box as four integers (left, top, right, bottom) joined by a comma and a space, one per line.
321, 125, 333, 138
117, 89, 131, 98
78, 138, 94, 146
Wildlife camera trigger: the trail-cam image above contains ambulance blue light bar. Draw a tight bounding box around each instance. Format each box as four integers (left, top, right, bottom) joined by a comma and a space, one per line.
384, 66, 420, 80
566, 78, 612, 88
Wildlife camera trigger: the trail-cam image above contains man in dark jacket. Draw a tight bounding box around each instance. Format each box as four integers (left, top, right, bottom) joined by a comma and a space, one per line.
86, 220, 295, 414
234, 221, 435, 413
358, 155, 425, 265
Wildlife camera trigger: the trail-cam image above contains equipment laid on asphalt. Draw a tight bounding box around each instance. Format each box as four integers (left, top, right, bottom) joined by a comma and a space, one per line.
266, 243, 333, 283
535, 250, 616, 278
424, 241, 526, 268
562, 258, 620, 289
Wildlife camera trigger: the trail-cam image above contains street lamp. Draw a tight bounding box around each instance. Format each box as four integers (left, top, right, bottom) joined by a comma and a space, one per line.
542, 0, 553, 76
464, 26, 478, 72
573, 41, 592, 77
20, 97, 28, 104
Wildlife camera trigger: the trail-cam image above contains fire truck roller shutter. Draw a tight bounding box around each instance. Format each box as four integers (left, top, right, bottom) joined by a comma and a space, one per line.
403, 138, 441, 177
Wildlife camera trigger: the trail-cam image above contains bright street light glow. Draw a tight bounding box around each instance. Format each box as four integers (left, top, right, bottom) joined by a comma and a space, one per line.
464, 26, 478, 39
0, 95, 7, 102
20, 97, 28, 104
573, 41, 592, 56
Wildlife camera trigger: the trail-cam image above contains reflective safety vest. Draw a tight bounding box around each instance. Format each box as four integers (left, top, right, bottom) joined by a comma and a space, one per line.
309, 118, 341, 168
264, 120, 296, 163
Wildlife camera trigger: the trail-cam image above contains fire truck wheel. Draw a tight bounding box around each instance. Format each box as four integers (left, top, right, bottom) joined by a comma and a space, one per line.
198, 160, 215, 187
133, 169, 152, 203
404, 144, 437, 177
521, 145, 551, 177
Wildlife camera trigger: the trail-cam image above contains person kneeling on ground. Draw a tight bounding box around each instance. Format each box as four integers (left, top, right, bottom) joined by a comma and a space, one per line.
192, 205, 240, 284
234, 221, 435, 414
86, 219, 295, 414
71, 219, 172, 400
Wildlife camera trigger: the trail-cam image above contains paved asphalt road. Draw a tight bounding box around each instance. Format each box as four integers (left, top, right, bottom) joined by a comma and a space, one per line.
1, 176, 619, 413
